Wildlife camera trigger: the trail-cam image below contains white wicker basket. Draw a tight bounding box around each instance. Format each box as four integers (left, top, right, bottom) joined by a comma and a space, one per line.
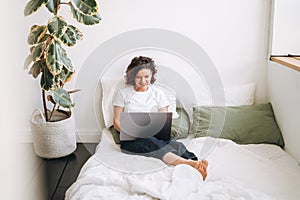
31, 109, 77, 159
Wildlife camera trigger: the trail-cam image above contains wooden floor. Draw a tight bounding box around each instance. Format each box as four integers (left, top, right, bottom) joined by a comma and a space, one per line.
44, 143, 97, 200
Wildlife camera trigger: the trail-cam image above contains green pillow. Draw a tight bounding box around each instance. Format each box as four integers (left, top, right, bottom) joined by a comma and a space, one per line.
108, 107, 190, 144
109, 125, 121, 144
171, 107, 190, 139
191, 103, 284, 147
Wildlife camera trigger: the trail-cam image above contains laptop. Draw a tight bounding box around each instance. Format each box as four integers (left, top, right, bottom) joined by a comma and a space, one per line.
120, 112, 173, 141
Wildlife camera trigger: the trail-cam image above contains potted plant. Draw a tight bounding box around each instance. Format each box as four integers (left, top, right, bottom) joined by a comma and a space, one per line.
23, 0, 101, 158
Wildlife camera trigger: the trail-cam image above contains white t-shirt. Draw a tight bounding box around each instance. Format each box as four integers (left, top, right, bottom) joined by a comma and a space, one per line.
113, 85, 169, 112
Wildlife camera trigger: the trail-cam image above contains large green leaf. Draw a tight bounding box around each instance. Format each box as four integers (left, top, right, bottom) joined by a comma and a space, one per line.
59, 26, 77, 47
31, 42, 46, 62
70, 3, 101, 25
47, 16, 68, 40
46, 0, 60, 13
58, 66, 75, 82
68, 25, 83, 40
52, 88, 74, 108
23, 54, 33, 70
40, 64, 57, 91
29, 60, 45, 78
30, 24, 38, 32
60, 47, 74, 72
46, 40, 63, 75
71, 0, 98, 16
24, 0, 49, 16
27, 25, 47, 45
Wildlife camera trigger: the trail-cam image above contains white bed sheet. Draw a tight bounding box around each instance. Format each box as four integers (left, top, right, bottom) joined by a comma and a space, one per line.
65, 129, 300, 200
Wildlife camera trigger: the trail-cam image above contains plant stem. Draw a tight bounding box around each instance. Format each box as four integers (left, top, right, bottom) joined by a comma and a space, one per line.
49, 103, 56, 122
42, 90, 49, 122
54, 0, 60, 15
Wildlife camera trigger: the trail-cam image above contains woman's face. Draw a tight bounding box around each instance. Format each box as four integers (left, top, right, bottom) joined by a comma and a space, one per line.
134, 68, 152, 91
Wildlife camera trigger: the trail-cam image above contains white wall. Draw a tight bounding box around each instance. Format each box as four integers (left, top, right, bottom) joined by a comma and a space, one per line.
272, 0, 300, 54
2, 1, 271, 199
1, 1, 46, 199
267, 0, 300, 163
267, 62, 300, 163
16, 0, 271, 142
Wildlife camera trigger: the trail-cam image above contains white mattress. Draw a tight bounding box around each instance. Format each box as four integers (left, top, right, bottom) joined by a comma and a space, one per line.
65, 128, 300, 200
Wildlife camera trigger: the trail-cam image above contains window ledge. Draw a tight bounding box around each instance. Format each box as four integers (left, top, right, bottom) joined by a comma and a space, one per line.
270, 56, 300, 72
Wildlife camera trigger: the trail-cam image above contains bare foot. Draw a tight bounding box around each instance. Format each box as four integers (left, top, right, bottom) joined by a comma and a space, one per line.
193, 161, 208, 181
201, 159, 208, 172
162, 152, 208, 180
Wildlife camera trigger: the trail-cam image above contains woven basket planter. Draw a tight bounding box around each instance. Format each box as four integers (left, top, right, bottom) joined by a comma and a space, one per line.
31, 109, 77, 159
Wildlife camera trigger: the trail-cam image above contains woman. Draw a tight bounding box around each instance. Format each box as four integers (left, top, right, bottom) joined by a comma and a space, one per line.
113, 56, 208, 180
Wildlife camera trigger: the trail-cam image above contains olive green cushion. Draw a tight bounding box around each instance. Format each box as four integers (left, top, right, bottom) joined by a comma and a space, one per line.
171, 107, 190, 139
109, 125, 121, 144
190, 103, 284, 147
109, 107, 190, 144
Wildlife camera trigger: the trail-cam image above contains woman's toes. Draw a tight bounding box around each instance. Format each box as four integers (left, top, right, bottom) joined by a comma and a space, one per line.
193, 161, 207, 181
201, 160, 208, 167
198, 165, 207, 181
201, 160, 208, 171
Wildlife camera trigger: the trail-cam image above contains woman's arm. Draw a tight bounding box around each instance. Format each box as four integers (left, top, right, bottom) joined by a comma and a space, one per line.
113, 106, 124, 132
158, 106, 168, 112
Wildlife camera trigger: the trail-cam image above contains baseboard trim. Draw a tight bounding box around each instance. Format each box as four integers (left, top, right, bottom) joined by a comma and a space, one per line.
76, 132, 101, 143
17, 130, 102, 143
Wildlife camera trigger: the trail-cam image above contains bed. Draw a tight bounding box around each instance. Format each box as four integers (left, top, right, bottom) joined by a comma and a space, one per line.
64, 40, 300, 199
65, 130, 300, 199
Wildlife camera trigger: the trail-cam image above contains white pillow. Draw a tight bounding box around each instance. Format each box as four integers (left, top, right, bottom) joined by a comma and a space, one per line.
196, 82, 256, 106
100, 77, 179, 128
224, 82, 256, 106
101, 77, 125, 128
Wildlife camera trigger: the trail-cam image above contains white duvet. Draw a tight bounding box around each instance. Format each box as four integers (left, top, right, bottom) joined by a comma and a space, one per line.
66, 130, 300, 200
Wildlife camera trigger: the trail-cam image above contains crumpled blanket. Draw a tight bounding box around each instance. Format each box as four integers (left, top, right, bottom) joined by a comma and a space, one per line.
65, 135, 300, 200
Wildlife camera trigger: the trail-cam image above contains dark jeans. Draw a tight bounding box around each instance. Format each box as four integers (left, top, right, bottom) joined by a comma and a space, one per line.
120, 137, 197, 161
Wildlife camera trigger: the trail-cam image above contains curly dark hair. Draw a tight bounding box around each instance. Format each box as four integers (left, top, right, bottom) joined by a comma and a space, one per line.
125, 56, 157, 86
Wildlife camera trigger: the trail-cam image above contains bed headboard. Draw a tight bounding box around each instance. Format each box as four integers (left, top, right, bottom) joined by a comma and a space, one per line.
73, 29, 222, 141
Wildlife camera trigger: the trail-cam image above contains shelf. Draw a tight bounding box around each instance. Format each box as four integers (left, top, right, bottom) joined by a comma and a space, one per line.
270, 56, 300, 72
